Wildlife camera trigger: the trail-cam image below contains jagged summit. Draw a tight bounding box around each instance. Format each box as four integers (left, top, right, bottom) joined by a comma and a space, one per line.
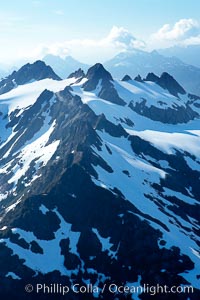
145, 72, 159, 82
0, 60, 61, 95
159, 72, 186, 96
83, 63, 113, 91
67, 68, 85, 79
83, 63, 125, 106
134, 74, 143, 82
12, 60, 61, 83
122, 74, 132, 81
85, 63, 113, 82
104, 49, 200, 95
144, 71, 186, 97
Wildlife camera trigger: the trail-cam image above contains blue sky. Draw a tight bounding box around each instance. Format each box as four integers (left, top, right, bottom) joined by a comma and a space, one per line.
1, 0, 200, 65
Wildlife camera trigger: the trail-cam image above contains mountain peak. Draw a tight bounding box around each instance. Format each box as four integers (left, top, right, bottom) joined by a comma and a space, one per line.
145, 72, 159, 82
104, 49, 200, 95
122, 74, 132, 81
0, 60, 61, 95
16, 60, 61, 83
86, 63, 113, 82
67, 68, 85, 79
83, 64, 125, 106
144, 71, 186, 96
159, 72, 186, 96
83, 63, 113, 92
134, 74, 143, 82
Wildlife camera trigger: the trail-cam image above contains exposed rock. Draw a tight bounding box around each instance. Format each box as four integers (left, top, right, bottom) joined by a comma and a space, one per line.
83, 63, 125, 106
158, 72, 186, 97
83, 63, 113, 91
129, 99, 198, 124
67, 68, 85, 79
134, 74, 143, 82
0, 61, 61, 95
144, 72, 186, 97
144, 72, 159, 82
122, 74, 132, 81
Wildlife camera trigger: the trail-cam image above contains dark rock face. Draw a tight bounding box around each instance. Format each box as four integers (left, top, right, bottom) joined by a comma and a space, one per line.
0, 152, 198, 300
83, 63, 113, 91
145, 72, 159, 83
134, 74, 143, 82
188, 93, 200, 101
0, 89, 54, 161
98, 82, 126, 106
0, 61, 61, 95
129, 99, 198, 124
145, 72, 186, 97
86, 63, 113, 80
158, 72, 186, 97
83, 63, 125, 106
95, 114, 128, 138
67, 68, 85, 79
122, 74, 132, 81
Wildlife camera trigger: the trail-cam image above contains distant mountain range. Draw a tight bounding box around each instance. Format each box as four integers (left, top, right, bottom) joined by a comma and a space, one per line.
159, 44, 200, 68
39, 49, 200, 96
0, 45, 200, 98
42, 54, 89, 79
0, 60, 199, 299
104, 49, 200, 96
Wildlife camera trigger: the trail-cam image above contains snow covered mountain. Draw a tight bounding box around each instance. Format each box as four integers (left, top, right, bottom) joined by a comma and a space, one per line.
42, 54, 89, 79
0, 61, 199, 299
0, 60, 61, 95
105, 49, 200, 96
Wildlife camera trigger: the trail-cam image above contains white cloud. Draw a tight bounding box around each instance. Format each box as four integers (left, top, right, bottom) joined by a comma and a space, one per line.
181, 34, 200, 46
152, 19, 199, 40
102, 26, 144, 49
149, 19, 200, 48
24, 26, 145, 63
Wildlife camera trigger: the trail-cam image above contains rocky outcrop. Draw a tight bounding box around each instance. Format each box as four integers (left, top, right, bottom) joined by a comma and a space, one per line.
122, 74, 132, 81
145, 72, 159, 83
83, 63, 125, 106
67, 68, 85, 79
144, 72, 186, 97
0, 61, 61, 95
158, 72, 186, 97
134, 74, 143, 82
129, 99, 198, 124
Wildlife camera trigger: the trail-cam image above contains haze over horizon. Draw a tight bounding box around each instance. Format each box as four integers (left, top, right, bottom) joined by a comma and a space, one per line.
0, 0, 200, 66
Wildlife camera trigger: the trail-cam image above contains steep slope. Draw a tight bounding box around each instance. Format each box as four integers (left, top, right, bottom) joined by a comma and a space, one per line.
76, 69, 199, 125
144, 72, 186, 97
105, 49, 200, 96
0, 61, 61, 96
82, 63, 125, 106
0, 63, 199, 299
